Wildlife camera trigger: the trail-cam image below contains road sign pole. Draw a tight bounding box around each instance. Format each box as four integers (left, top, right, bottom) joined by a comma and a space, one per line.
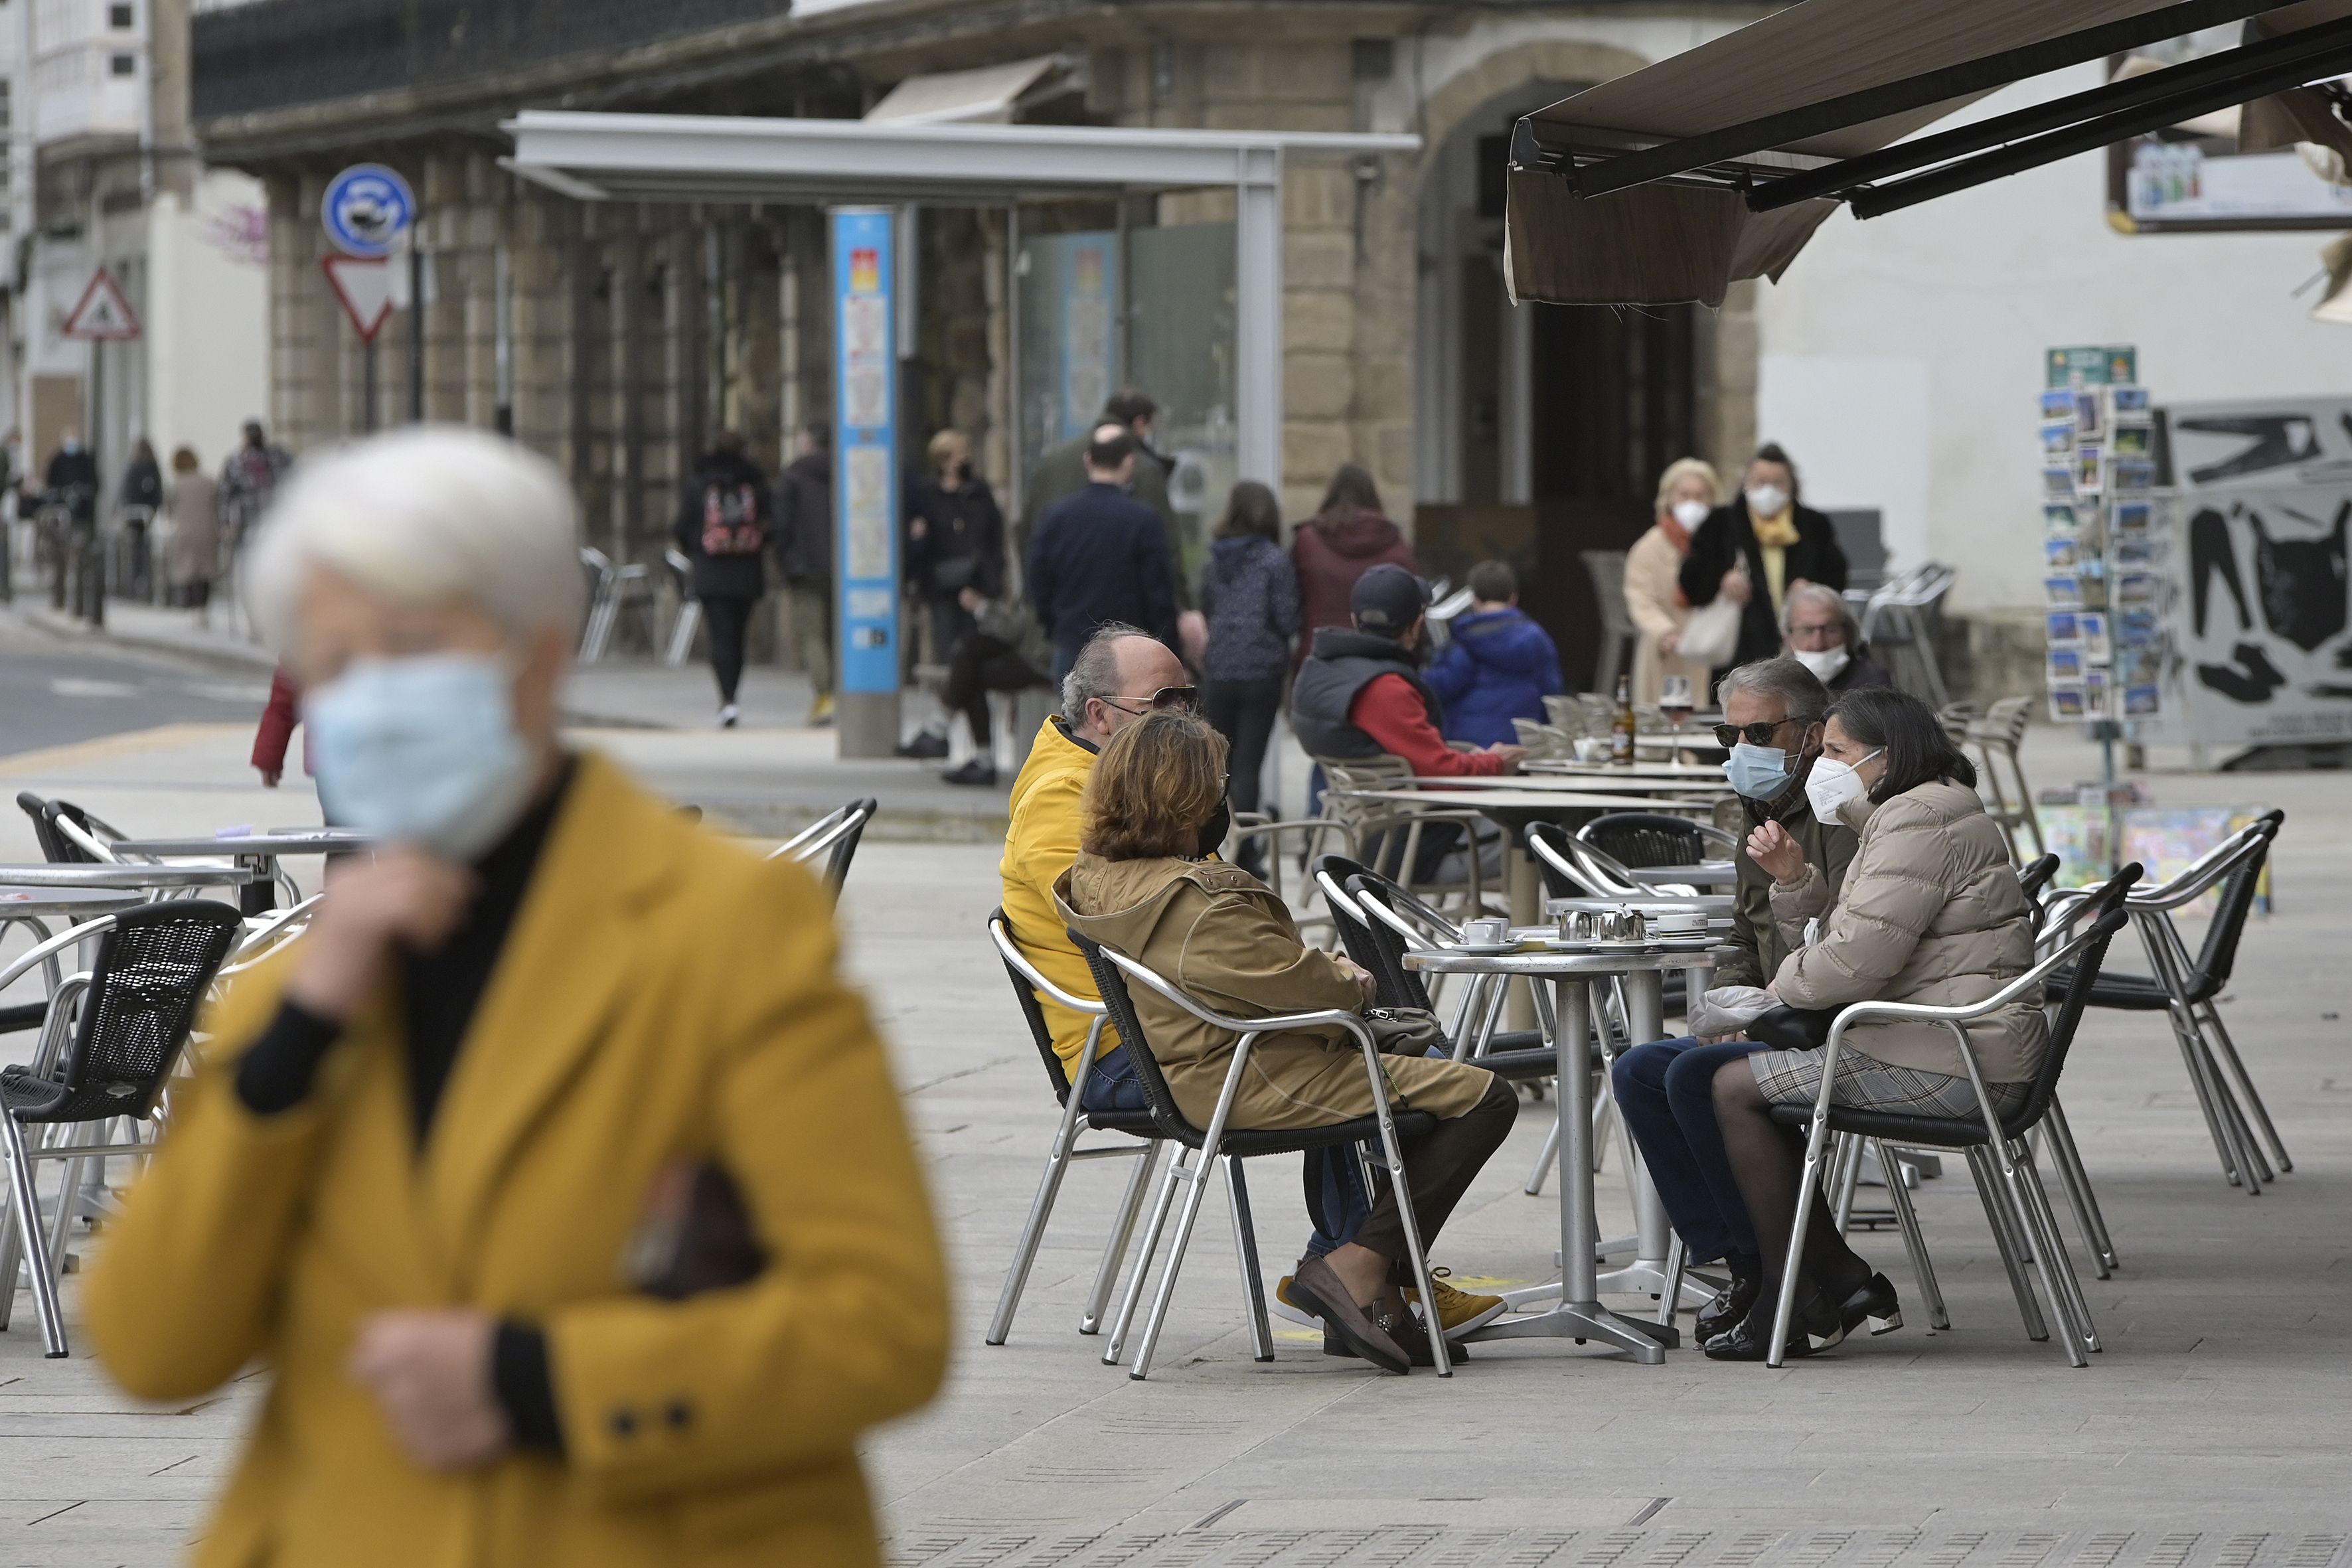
364, 341, 380, 432
408, 242, 425, 423
830, 207, 902, 759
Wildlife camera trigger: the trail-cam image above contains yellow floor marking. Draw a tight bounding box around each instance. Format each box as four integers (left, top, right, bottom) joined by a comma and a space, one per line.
0, 724, 248, 778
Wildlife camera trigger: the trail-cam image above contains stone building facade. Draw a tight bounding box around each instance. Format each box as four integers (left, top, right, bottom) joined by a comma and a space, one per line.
195, 0, 1769, 678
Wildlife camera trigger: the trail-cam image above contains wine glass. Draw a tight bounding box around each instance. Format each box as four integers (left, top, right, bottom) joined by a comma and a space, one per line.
1660, 675, 1695, 761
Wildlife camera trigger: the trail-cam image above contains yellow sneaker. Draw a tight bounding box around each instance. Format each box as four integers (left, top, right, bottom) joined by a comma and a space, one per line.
809, 693, 834, 726
1405, 1269, 1506, 1339
1272, 1274, 1318, 1327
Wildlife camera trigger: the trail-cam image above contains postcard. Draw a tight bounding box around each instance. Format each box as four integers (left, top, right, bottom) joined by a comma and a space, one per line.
2044, 503, 2078, 533
2044, 466, 2080, 499
2049, 684, 2087, 722
2078, 611, 2112, 661
2041, 421, 2077, 457
2124, 683, 2161, 718
2048, 649, 2083, 680
2045, 575, 2083, 607
2040, 389, 2078, 422
2112, 499, 2154, 532
2111, 386, 2150, 414
2045, 537, 2079, 569
2047, 610, 2081, 647
2110, 458, 2156, 494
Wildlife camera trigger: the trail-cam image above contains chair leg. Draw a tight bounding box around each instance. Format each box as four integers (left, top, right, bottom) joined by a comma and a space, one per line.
1967, 1144, 2047, 1344
0, 1141, 22, 1334
1083, 1142, 1161, 1336
1997, 1139, 2089, 1366
0, 1117, 66, 1356
1368, 1092, 1451, 1379
1128, 1146, 1222, 1381
2043, 1099, 2118, 1272
1765, 1104, 1836, 1369
1524, 1106, 1561, 1196
1832, 1132, 1866, 1231
2033, 1118, 2106, 1279
1876, 1141, 1949, 1330
2014, 1142, 2100, 1354
1657, 1231, 1686, 1328
986, 1098, 1091, 1346
2196, 1000, 2292, 1174
1103, 1146, 1185, 1366
1223, 1158, 1275, 1364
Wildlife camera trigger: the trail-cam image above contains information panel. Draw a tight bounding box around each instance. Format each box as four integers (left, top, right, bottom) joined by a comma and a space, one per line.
832, 208, 900, 695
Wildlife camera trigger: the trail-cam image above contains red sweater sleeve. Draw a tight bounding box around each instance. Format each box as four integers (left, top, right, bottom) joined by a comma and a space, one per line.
1347, 674, 1506, 776
252, 667, 298, 773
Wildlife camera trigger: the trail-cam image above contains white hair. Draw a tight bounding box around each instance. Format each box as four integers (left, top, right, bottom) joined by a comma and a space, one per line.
246, 426, 585, 649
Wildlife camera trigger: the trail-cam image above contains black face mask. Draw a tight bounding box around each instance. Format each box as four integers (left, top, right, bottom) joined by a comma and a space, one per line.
1196, 795, 1232, 860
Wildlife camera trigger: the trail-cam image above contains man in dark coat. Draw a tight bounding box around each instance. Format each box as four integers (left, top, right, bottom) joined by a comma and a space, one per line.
670, 429, 771, 727
773, 422, 836, 726
42, 429, 99, 523
1678, 442, 1848, 672
1025, 427, 1180, 680
1023, 389, 1202, 670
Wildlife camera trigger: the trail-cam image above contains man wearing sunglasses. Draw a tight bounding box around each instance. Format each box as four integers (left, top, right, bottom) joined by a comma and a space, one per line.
1609, 655, 1859, 1346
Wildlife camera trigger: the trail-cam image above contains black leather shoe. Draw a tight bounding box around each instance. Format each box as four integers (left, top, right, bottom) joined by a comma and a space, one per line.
942, 758, 998, 787
1836, 1271, 1904, 1338
1323, 1324, 1469, 1366
1693, 1254, 1763, 1344
896, 731, 950, 759
1703, 1287, 1840, 1362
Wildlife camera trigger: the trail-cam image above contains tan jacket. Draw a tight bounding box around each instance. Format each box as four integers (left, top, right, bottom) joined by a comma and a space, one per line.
1055, 854, 1493, 1129
1624, 524, 1711, 706
1770, 779, 2045, 1082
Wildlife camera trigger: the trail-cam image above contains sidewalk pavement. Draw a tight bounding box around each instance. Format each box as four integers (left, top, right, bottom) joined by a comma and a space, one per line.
0, 718, 2345, 1565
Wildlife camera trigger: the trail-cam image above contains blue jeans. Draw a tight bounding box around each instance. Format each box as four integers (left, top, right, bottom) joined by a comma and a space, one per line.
1612, 1036, 1770, 1265
1079, 1046, 1372, 1255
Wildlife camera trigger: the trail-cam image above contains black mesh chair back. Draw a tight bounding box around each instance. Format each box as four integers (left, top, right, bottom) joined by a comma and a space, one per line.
1579, 811, 1708, 870
1069, 929, 1439, 1156
1310, 853, 1389, 977
1338, 874, 1439, 1013
15, 793, 108, 865
992, 908, 1078, 1103
21, 901, 244, 1125
2186, 813, 2280, 997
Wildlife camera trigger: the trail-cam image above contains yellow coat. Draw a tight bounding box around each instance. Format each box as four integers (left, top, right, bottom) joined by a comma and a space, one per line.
997, 716, 1117, 1068
84, 753, 948, 1568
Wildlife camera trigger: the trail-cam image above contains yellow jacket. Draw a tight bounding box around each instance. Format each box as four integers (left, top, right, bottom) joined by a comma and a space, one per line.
85, 753, 948, 1568
998, 716, 1117, 1068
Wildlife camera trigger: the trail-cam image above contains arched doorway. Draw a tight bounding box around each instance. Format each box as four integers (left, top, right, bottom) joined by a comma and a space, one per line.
1414, 78, 1701, 688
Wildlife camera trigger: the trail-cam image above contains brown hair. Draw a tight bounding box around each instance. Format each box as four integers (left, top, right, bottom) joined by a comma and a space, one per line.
1312, 463, 1384, 533
171, 445, 200, 473
1081, 710, 1229, 862
1214, 479, 1282, 542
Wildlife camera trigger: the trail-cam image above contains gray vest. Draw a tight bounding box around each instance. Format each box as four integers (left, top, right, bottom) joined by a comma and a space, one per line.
1290, 627, 1443, 759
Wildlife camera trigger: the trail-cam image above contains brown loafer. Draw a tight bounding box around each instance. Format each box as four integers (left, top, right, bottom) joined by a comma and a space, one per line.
1287, 1255, 1411, 1374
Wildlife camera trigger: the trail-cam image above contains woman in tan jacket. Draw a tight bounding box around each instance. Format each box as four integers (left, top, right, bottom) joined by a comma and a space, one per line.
1705, 686, 2040, 1361
1056, 710, 1516, 1373
1625, 457, 1719, 705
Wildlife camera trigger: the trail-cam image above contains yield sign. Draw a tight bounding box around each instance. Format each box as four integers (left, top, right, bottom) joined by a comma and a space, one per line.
62, 269, 140, 340
322, 255, 396, 345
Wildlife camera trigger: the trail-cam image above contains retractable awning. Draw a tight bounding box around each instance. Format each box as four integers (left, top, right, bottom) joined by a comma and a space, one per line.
1507, 0, 2352, 306
863, 56, 1072, 125
502, 110, 1418, 488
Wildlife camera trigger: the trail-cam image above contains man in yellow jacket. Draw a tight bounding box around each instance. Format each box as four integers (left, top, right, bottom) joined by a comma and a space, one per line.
86, 428, 947, 1568
999, 622, 1190, 1091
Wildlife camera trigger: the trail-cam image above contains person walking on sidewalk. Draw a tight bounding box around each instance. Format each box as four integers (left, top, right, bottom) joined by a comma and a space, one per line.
1290, 464, 1417, 678
1196, 480, 1298, 874
218, 420, 291, 541
1023, 389, 1204, 663
774, 422, 835, 727
165, 447, 221, 621
672, 430, 772, 728
1025, 427, 1180, 680
898, 428, 1010, 763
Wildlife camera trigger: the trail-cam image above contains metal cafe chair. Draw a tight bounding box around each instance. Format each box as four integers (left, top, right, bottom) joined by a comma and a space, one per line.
2051, 812, 2286, 1196
15, 793, 125, 866
1071, 931, 1453, 1380
1576, 811, 1739, 873
662, 548, 702, 667
766, 798, 877, 896
1762, 865, 2139, 1369
1311, 754, 1491, 909
0, 900, 245, 1356
982, 912, 1168, 1346
1944, 697, 2044, 860
2012, 852, 2116, 1277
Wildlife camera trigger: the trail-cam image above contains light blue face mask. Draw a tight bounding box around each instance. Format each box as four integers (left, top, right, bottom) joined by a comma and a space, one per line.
1722, 742, 1794, 801
305, 654, 535, 861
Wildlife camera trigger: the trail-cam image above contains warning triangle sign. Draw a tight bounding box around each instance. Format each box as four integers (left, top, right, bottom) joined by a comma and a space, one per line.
323, 255, 396, 345
62, 269, 140, 341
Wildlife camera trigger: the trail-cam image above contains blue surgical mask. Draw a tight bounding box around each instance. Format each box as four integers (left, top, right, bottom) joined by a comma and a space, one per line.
305, 654, 536, 861
1723, 742, 1794, 801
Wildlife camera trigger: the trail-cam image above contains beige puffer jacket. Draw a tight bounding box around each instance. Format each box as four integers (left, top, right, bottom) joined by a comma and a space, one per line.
1769, 778, 2045, 1082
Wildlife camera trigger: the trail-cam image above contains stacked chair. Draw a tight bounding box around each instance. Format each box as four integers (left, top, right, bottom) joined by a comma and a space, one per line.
767, 797, 876, 897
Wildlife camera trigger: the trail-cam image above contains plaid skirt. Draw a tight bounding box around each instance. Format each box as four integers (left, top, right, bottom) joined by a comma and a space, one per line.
1748, 1045, 2029, 1119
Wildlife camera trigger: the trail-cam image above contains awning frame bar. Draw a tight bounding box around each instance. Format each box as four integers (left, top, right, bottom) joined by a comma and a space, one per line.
1557, 0, 2283, 200
1846, 19, 2352, 218
1753, 10, 2352, 212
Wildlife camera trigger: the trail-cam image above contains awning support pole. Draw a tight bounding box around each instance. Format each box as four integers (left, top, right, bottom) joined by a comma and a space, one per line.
1234, 144, 1283, 491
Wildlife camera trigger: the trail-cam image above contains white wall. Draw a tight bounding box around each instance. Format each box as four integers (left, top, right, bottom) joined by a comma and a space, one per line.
1757, 63, 2352, 614
144, 168, 270, 473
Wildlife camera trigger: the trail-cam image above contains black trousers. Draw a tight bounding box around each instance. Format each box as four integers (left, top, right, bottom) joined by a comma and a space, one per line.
701, 593, 758, 705
943, 633, 1046, 746
1354, 1075, 1519, 1273
1202, 675, 1284, 815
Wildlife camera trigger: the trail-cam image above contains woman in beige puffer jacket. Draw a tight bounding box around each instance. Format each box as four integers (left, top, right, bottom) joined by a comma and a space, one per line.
1701, 686, 2041, 1361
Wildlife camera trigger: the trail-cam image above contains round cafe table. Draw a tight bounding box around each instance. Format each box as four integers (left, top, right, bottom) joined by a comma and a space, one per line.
1407, 943, 1720, 1363
0, 864, 261, 890
108, 829, 372, 914
0, 886, 152, 919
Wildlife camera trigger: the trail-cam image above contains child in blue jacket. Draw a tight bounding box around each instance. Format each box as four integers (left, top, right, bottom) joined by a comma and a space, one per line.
1427, 560, 1565, 746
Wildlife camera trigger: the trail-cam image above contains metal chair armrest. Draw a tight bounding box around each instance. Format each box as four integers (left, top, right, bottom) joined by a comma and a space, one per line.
1098, 945, 1370, 1042
989, 919, 1109, 1017
0, 919, 117, 996
2123, 830, 2268, 911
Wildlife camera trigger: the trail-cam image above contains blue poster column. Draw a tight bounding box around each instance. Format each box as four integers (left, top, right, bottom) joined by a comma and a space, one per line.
830, 207, 901, 759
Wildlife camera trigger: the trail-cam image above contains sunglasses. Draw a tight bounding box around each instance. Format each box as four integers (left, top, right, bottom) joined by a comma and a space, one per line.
1712, 717, 1800, 747
1105, 685, 1201, 716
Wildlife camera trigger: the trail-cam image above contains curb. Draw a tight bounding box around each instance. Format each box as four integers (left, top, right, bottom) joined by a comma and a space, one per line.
13, 603, 279, 673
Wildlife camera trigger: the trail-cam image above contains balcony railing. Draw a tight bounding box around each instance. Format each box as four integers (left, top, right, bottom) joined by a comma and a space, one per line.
192, 0, 788, 122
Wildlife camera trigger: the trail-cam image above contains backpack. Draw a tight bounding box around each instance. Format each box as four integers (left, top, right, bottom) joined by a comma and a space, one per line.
701, 482, 766, 556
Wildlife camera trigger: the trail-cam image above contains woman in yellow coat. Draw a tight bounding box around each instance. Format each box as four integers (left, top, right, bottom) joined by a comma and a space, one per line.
85, 427, 948, 1568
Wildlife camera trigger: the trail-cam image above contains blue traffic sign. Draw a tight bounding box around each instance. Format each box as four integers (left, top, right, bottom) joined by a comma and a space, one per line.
322, 164, 416, 259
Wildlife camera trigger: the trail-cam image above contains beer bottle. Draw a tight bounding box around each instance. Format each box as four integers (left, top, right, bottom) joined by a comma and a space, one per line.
1610, 673, 1636, 765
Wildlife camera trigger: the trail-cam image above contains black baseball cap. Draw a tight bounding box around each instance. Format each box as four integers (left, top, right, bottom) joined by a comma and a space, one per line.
1352, 563, 1431, 635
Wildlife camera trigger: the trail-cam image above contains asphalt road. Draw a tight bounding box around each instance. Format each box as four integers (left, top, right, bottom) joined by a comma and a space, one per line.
0, 610, 272, 755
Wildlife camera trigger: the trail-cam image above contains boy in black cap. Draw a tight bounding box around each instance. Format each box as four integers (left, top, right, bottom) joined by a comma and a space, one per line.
1291, 562, 1528, 777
